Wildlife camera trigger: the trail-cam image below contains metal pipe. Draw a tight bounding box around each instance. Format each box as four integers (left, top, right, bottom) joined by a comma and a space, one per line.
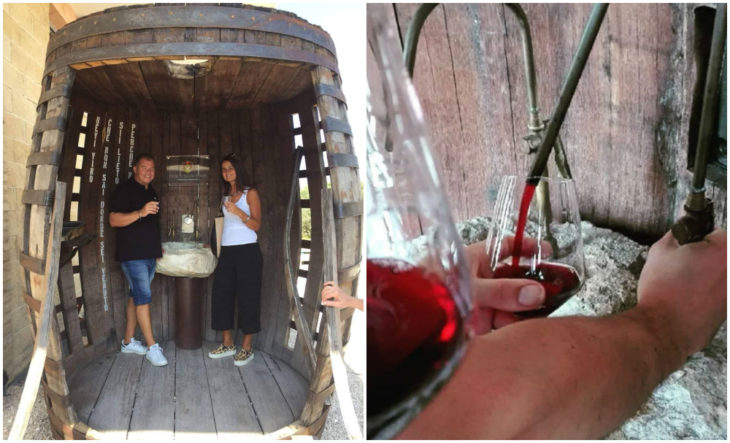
671, 3, 725, 244
552, 135, 573, 179
687, 3, 726, 211
505, 4, 542, 131
527, 3, 609, 183
403, 3, 439, 78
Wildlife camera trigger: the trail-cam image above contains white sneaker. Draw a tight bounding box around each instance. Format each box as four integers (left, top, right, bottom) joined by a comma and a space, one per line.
146, 343, 168, 367
120, 338, 146, 355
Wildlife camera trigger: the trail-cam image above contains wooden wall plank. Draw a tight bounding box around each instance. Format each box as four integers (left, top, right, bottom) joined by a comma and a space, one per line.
258, 105, 300, 366
397, 4, 513, 219
106, 107, 133, 349
391, 3, 719, 241
101, 110, 130, 349
203, 111, 221, 342
58, 262, 85, 355
58, 102, 81, 223
299, 95, 325, 335
211, 111, 234, 345
74, 98, 115, 350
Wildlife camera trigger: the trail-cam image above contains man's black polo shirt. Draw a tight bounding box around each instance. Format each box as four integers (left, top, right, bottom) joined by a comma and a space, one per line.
109, 178, 162, 262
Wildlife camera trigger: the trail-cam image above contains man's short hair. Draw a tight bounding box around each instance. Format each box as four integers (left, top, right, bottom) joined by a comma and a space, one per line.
133, 153, 154, 166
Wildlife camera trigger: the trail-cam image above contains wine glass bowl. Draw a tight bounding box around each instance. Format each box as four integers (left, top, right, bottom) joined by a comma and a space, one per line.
366, 5, 472, 438
485, 175, 585, 317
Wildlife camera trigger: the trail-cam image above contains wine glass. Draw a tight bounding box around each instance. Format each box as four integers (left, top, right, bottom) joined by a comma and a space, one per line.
485, 175, 585, 318
367, 5, 472, 439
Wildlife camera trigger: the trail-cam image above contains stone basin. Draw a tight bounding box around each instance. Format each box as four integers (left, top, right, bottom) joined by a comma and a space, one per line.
156, 242, 217, 278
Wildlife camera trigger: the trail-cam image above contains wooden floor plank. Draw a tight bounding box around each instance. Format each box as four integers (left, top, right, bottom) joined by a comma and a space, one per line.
68, 353, 116, 423
87, 351, 144, 439
261, 352, 308, 419
174, 345, 216, 439
127, 340, 176, 440
238, 350, 295, 433
201, 341, 262, 438
65, 341, 308, 439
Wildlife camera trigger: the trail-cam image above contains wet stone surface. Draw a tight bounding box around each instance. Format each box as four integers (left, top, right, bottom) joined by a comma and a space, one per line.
457, 217, 727, 440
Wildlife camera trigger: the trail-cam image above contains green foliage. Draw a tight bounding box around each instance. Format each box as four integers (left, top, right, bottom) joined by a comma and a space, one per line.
300, 184, 311, 241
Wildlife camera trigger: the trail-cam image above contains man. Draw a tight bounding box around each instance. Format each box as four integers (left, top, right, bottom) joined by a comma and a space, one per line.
109, 153, 167, 367
396, 229, 726, 439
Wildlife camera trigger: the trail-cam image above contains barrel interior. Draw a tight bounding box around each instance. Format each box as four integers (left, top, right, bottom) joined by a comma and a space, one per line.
58, 55, 326, 370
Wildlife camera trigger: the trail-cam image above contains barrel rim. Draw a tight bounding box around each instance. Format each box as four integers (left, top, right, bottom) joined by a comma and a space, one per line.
48, 4, 337, 59
45, 42, 340, 77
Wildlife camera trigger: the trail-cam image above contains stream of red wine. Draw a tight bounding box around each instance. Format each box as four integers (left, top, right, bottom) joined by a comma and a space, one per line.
511, 182, 538, 267
506, 180, 580, 317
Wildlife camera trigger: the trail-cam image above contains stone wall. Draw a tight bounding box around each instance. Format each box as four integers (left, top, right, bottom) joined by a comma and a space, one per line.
3, 3, 50, 382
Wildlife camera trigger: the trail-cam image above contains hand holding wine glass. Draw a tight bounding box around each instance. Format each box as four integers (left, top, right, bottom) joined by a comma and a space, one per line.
485, 175, 585, 318
465, 236, 552, 333
140, 200, 159, 217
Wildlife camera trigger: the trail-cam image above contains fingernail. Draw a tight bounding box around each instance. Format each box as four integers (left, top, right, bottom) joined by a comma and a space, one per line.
518, 286, 543, 306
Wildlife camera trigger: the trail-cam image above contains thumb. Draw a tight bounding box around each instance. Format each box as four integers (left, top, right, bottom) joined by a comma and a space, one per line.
472, 278, 545, 312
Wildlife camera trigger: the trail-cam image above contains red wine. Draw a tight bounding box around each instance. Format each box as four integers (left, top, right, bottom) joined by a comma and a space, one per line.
367, 258, 464, 419
512, 182, 538, 266
494, 262, 581, 317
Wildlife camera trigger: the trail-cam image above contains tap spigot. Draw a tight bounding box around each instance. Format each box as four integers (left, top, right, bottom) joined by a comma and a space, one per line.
169, 225, 176, 240
671, 198, 714, 245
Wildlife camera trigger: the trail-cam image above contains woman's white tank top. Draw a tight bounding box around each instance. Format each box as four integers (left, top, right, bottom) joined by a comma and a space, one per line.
221, 189, 257, 245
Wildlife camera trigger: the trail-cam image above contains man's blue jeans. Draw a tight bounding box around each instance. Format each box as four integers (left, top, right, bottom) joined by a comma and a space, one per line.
120, 258, 156, 306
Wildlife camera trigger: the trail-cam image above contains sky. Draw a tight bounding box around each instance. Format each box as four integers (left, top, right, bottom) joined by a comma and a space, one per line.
276, 2, 366, 168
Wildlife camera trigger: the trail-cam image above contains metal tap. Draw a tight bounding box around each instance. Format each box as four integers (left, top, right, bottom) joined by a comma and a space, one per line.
671, 4, 725, 244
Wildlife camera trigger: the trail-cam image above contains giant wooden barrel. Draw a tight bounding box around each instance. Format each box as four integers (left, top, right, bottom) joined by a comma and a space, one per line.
21, 4, 361, 439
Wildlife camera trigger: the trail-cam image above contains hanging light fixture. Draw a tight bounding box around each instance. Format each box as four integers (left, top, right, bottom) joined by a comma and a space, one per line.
165, 56, 212, 79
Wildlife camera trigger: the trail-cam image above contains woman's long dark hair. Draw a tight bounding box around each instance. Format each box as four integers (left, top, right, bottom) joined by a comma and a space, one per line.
220, 153, 253, 196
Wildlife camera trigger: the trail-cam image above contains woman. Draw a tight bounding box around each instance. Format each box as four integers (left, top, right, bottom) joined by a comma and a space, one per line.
208, 153, 262, 366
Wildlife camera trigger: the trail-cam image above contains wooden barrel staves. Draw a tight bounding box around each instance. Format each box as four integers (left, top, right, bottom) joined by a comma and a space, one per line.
21, 4, 361, 439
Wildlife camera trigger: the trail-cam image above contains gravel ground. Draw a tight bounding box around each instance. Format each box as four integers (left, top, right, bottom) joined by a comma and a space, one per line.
3, 373, 53, 440
321, 308, 365, 439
